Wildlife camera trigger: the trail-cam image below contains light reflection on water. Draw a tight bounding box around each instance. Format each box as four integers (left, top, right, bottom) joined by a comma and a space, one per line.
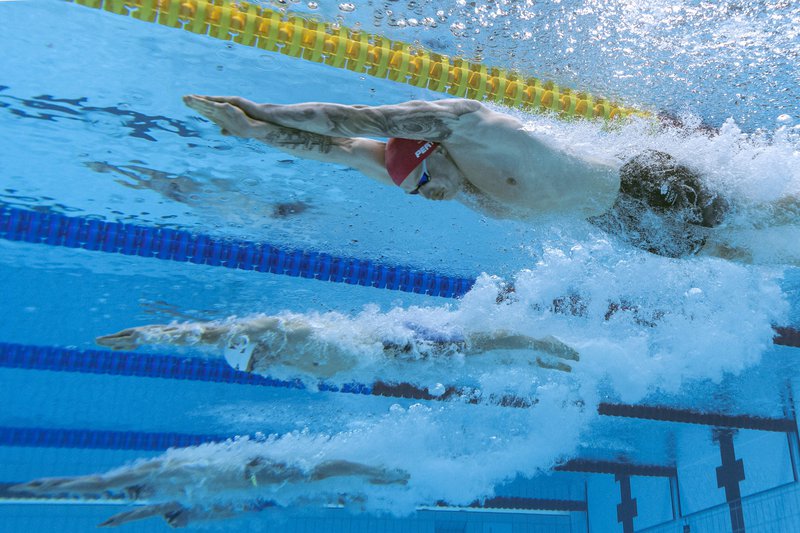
298, 0, 800, 130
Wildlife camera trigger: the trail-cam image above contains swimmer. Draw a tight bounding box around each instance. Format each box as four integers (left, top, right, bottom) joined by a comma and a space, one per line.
11, 454, 408, 528
183, 95, 799, 263
96, 313, 579, 375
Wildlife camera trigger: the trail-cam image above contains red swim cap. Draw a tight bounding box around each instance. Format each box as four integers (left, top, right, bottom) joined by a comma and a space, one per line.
385, 138, 439, 186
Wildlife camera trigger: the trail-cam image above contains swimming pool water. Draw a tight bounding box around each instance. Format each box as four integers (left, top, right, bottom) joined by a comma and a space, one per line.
1, 1, 800, 532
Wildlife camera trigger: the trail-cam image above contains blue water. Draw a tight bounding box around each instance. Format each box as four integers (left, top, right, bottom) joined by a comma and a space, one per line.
1, 1, 799, 532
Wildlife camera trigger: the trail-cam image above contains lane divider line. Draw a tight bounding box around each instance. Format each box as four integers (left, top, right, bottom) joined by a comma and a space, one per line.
66, 0, 650, 121
0, 204, 475, 298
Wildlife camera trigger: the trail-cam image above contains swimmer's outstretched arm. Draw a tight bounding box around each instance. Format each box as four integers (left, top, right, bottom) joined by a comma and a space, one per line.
16, 457, 409, 528
466, 332, 579, 361
308, 460, 409, 485
96, 316, 285, 351
97, 322, 227, 351
99, 502, 237, 528
99, 475, 404, 529
97, 316, 360, 378
185, 95, 486, 142
464, 331, 579, 372
184, 95, 409, 186
10, 458, 166, 499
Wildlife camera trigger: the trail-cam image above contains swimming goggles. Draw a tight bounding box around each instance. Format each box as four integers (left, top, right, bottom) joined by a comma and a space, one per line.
409, 158, 431, 195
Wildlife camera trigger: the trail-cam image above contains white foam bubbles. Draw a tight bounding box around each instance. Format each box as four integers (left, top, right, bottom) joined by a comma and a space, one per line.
73, 108, 798, 522
102, 244, 789, 520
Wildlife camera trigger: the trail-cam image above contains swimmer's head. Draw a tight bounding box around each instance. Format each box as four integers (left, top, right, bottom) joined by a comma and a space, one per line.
415, 147, 465, 201
385, 138, 465, 200
619, 150, 727, 228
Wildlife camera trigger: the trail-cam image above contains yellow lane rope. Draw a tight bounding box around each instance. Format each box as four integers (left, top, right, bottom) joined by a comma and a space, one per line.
69, 0, 651, 121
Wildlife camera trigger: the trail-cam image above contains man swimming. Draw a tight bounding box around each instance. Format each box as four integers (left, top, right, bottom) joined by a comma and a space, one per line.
96, 312, 580, 376
179, 95, 799, 261
11, 453, 408, 528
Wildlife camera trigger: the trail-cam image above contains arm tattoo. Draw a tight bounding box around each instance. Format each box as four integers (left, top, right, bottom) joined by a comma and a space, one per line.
265, 100, 480, 142
322, 108, 455, 140
258, 124, 347, 154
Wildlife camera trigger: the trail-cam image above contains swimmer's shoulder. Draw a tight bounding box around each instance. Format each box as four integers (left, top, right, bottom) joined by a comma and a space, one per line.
437, 99, 519, 123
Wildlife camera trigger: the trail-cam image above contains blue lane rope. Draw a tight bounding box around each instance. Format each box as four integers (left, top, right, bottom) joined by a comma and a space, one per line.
0, 204, 474, 299
0, 425, 228, 451
0, 342, 372, 395
1, 203, 799, 348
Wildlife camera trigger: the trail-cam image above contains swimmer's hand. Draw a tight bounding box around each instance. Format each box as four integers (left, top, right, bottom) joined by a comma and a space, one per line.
467, 332, 580, 370
96, 327, 146, 351
9, 477, 71, 494
98, 322, 228, 351
183, 94, 267, 138
99, 502, 191, 528
10, 474, 110, 495
531, 335, 580, 361
535, 357, 573, 373
368, 468, 411, 486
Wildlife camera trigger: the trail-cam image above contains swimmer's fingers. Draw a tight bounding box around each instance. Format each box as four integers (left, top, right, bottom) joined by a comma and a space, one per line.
97, 324, 189, 350
98, 502, 186, 528
195, 95, 269, 122
96, 328, 144, 351
184, 95, 263, 138
183, 94, 220, 117
9, 476, 78, 494
11, 475, 109, 495
98, 508, 149, 528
